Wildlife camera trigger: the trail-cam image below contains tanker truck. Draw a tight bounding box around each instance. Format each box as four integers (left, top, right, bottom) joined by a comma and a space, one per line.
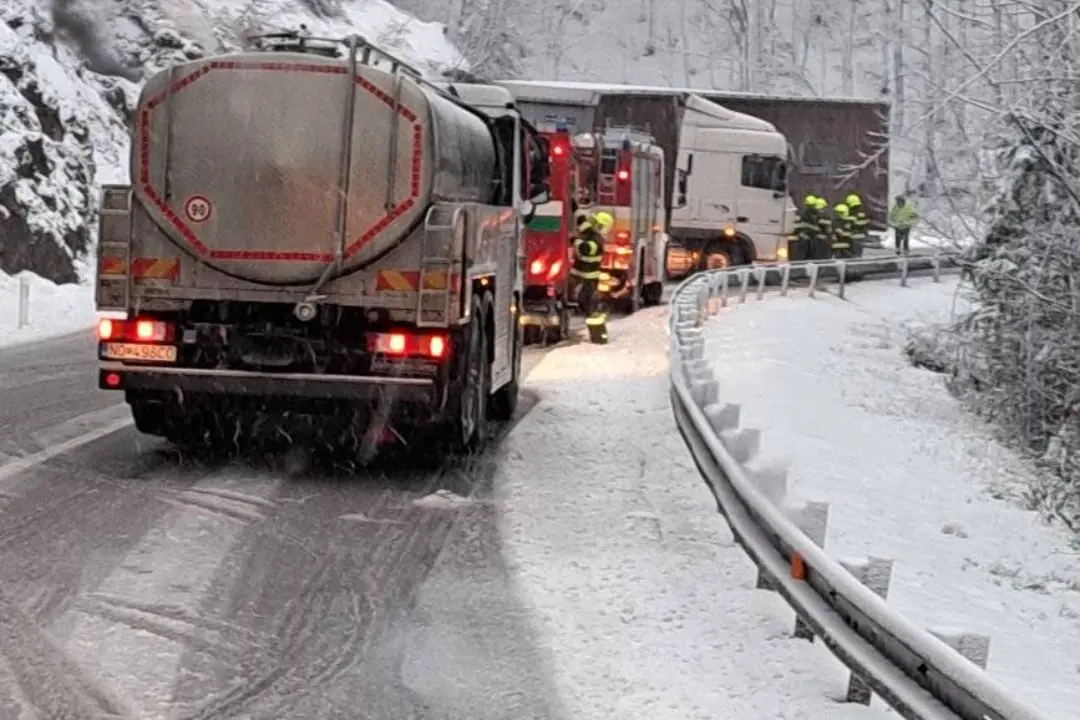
94, 30, 551, 455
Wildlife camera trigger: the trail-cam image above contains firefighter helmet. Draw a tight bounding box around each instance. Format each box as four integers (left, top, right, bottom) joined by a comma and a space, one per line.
803, 194, 818, 207
592, 211, 614, 231
814, 197, 828, 210
845, 193, 861, 207
835, 203, 850, 216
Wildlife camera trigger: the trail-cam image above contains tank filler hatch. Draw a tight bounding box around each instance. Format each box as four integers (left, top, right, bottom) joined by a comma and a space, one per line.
243, 25, 422, 77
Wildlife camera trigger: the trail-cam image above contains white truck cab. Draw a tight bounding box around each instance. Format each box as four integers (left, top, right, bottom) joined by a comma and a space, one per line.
671, 95, 795, 265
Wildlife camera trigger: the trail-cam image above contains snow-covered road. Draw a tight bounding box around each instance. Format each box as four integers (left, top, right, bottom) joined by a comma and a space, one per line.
495, 306, 890, 720
704, 276, 1080, 719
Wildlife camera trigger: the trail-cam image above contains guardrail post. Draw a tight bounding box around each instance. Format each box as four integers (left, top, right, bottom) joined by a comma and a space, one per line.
17, 275, 30, 329
755, 267, 767, 300
780, 264, 791, 297
931, 254, 941, 282
839, 556, 895, 704
928, 628, 991, 670
705, 276, 719, 316
738, 269, 751, 303
745, 459, 790, 591
785, 500, 830, 640
900, 255, 909, 287
719, 427, 760, 463
807, 263, 819, 298
704, 403, 740, 434
835, 261, 847, 300
719, 272, 730, 307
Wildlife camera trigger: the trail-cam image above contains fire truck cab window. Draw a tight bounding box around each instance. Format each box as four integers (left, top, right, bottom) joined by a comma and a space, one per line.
599, 150, 619, 174
740, 155, 787, 192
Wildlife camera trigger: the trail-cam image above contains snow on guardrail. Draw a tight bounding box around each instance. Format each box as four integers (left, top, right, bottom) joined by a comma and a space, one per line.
667, 254, 1055, 720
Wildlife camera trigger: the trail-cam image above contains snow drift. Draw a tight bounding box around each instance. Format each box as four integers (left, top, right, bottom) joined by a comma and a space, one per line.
0, 0, 464, 285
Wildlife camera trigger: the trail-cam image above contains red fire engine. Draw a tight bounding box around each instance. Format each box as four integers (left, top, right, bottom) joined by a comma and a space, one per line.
574, 125, 666, 311
521, 126, 578, 345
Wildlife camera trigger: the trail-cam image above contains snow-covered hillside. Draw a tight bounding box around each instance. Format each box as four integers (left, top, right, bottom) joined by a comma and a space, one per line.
0, 0, 463, 285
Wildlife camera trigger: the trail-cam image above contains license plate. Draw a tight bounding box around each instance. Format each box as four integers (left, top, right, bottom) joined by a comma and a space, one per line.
102, 343, 177, 363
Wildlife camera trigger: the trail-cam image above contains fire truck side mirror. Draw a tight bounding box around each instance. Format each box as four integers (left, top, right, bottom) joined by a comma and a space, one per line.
528, 182, 550, 205
518, 200, 535, 222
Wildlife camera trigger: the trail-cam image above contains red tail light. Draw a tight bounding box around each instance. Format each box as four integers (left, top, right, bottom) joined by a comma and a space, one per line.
617, 169, 629, 182
367, 332, 448, 360
528, 257, 564, 282
98, 317, 174, 342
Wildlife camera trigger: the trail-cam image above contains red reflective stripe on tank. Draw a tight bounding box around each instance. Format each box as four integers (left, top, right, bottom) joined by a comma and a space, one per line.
137, 61, 424, 262
209, 250, 333, 261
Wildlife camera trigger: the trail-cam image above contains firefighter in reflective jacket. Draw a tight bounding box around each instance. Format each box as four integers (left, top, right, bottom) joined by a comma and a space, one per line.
831, 203, 859, 258
791, 195, 831, 261
571, 211, 614, 344
844, 193, 869, 256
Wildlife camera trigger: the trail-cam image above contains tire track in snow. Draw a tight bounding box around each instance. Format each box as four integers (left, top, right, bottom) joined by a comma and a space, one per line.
169, 475, 462, 719
0, 587, 136, 719
57, 469, 284, 720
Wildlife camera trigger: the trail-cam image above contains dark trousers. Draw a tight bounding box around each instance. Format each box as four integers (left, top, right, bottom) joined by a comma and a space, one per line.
577, 277, 597, 316
576, 277, 608, 344
895, 228, 911, 254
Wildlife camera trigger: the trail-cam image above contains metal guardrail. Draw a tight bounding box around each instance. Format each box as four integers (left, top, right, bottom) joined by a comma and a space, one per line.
668, 254, 1055, 720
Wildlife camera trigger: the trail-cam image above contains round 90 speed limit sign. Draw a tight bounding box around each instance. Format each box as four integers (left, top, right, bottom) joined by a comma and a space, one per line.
184, 195, 212, 223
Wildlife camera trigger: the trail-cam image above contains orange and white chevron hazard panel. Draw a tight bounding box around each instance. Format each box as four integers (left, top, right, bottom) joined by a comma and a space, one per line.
130, 257, 181, 283
375, 270, 417, 291
98, 255, 126, 276
374, 269, 459, 292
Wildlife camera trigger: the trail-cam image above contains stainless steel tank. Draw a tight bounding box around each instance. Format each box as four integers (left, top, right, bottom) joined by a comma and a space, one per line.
133, 51, 497, 285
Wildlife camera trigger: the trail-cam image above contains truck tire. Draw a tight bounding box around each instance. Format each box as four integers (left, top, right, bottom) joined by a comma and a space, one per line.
130, 398, 168, 437
490, 294, 522, 421
642, 281, 664, 306
449, 294, 491, 452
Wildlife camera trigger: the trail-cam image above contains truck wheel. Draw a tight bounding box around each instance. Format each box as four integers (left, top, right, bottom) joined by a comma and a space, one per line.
451, 294, 491, 451
490, 295, 522, 421
642, 281, 664, 306
130, 398, 168, 437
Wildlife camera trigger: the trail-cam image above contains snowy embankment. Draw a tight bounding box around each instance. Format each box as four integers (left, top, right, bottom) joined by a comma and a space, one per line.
0, 0, 462, 346
494, 308, 890, 720
703, 277, 1080, 719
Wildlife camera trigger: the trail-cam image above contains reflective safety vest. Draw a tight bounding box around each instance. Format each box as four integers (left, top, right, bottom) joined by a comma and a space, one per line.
793, 208, 829, 242
571, 231, 604, 280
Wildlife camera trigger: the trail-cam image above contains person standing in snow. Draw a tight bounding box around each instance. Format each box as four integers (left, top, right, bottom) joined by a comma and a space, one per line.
844, 193, 869, 256
831, 202, 855, 258
791, 194, 822, 261
571, 211, 613, 345
888, 195, 918, 256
